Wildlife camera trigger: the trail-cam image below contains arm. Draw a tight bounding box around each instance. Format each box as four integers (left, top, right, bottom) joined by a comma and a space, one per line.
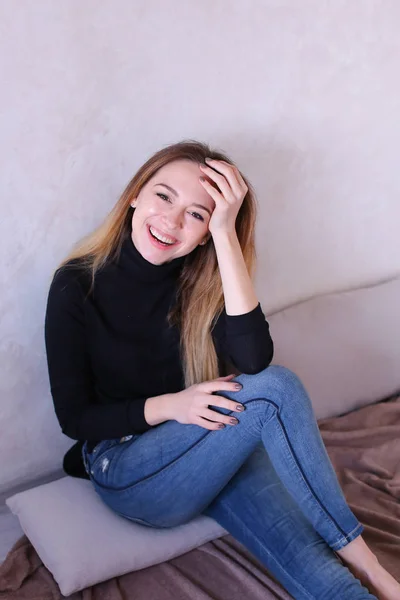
44, 265, 154, 440
213, 230, 259, 316
200, 159, 274, 373
213, 232, 274, 373
212, 300, 274, 375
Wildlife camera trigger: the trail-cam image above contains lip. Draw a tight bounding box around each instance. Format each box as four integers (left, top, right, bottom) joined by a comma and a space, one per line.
149, 225, 179, 243
147, 224, 180, 249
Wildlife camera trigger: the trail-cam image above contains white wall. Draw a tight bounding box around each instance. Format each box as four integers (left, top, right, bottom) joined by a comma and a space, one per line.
1, 0, 399, 492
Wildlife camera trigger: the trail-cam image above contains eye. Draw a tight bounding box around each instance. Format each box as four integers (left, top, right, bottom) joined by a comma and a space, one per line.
157, 193, 205, 222
156, 192, 171, 202
189, 211, 204, 222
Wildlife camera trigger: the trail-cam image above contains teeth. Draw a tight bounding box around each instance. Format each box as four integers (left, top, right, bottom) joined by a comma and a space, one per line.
149, 226, 176, 245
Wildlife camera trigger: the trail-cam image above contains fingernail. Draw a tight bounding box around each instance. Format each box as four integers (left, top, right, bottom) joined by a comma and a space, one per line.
218, 423, 225, 429
236, 405, 244, 411
235, 384, 242, 390
230, 418, 239, 425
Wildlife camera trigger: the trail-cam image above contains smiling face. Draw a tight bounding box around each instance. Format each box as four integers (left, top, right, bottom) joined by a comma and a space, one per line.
130, 159, 216, 265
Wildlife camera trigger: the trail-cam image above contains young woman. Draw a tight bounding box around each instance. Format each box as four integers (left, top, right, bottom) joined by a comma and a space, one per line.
45, 140, 399, 599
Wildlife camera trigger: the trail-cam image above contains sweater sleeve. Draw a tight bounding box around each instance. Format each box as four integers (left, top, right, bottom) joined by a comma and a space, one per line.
212, 302, 274, 375
44, 265, 153, 441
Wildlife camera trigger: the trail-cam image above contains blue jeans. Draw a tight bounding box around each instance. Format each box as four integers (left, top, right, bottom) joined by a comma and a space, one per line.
82, 365, 377, 599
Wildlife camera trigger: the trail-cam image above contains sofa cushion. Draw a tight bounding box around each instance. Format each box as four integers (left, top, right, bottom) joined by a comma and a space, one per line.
268, 275, 400, 419
6, 476, 227, 596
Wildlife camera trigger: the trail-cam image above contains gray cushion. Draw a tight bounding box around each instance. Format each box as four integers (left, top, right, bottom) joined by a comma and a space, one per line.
6, 476, 227, 596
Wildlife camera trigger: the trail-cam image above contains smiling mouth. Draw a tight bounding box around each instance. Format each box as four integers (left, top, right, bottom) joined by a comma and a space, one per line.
148, 225, 179, 246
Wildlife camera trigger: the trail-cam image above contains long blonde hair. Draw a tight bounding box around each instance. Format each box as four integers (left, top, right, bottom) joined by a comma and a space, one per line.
57, 140, 258, 387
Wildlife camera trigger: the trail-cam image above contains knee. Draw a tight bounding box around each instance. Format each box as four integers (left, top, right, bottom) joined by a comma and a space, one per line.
245, 364, 303, 391
240, 365, 311, 411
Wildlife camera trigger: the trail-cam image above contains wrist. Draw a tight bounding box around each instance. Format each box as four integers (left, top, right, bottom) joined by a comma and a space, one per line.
161, 392, 177, 421
210, 229, 238, 244
144, 393, 176, 425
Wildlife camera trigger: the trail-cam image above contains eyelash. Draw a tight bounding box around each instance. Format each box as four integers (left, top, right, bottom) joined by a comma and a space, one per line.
156, 193, 205, 222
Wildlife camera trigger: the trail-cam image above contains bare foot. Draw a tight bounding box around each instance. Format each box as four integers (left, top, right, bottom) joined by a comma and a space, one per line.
346, 559, 400, 600
335, 536, 400, 599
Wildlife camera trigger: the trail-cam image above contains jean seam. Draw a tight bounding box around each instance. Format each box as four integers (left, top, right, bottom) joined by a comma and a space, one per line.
112, 507, 157, 528
330, 522, 364, 551
264, 398, 352, 545
88, 397, 359, 552
92, 399, 268, 493
213, 497, 316, 600
89, 427, 212, 492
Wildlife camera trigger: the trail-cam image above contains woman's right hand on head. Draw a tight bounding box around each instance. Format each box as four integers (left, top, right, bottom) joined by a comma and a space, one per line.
168, 374, 245, 430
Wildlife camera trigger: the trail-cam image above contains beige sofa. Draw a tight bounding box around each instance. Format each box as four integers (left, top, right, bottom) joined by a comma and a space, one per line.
1, 275, 399, 596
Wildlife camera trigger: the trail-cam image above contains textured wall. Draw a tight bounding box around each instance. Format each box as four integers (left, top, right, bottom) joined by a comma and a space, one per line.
1, 0, 399, 492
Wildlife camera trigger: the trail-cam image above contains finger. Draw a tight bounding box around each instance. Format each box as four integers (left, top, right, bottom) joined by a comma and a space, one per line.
203, 159, 245, 198
211, 159, 241, 176
199, 177, 227, 211
195, 417, 224, 431
208, 397, 245, 413
215, 160, 249, 194
201, 407, 239, 425
201, 380, 242, 394
199, 164, 234, 202
215, 374, 236, 381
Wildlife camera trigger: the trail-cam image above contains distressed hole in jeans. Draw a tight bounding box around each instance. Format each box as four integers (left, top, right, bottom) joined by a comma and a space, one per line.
101, 458, 110, 473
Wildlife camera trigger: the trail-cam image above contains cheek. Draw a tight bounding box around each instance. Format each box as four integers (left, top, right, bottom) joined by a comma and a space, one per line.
186, 223, 208, 246
186, 218, 208, 233
131, 202, 157, 225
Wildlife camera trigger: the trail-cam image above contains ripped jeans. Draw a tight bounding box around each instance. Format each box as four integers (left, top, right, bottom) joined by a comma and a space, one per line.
82, 365, 377, 600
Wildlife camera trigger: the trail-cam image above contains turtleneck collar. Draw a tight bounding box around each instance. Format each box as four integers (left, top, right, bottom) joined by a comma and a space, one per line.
118, 230, 187, 283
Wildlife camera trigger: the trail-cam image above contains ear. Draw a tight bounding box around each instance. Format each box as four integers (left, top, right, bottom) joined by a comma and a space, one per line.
130, 198, 137, 208
199, 235, 210, 246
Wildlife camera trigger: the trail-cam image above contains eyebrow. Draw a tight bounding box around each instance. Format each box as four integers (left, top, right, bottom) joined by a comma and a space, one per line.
154, 183, 212, 216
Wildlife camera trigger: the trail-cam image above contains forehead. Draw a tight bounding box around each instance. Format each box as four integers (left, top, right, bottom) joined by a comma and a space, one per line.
148, 159, 216, 208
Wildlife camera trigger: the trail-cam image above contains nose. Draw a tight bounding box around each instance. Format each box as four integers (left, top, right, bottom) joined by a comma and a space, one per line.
162, 207, 183, 230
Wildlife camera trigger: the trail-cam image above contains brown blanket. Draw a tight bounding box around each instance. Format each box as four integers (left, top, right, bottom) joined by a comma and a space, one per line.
1, 396, 399, 599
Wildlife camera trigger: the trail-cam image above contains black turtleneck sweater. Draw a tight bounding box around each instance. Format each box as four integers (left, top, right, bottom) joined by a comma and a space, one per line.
44, 231, 274, 479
